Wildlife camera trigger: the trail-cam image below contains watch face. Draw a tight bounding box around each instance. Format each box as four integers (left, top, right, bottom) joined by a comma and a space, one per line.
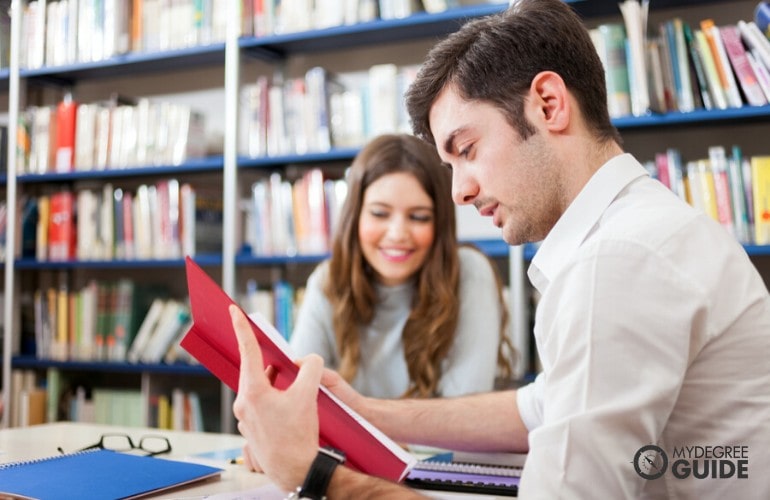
633, 445, 668, 480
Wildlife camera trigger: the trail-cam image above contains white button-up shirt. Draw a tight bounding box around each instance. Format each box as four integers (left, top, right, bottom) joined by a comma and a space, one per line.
516, 153, 770, 499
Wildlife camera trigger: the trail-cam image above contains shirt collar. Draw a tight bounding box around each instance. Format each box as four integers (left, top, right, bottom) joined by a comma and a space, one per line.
528, 153, 649, 292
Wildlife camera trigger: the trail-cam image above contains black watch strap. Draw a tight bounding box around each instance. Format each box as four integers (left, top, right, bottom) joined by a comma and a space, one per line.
298, 447, 346, 500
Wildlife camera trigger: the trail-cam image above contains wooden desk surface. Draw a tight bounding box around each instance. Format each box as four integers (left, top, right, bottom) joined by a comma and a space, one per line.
0, 422, 507, 499
0, 422, 272, 498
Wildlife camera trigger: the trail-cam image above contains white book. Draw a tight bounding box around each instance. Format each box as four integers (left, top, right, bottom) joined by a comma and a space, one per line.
747, 51, 770, 101
171, 388, 186, 431
619, 0, 650, 116
76, 189, 98, 260
65, 0, 79, 64
127, 297, 166, 363
706, 23, 743, 109
98, 183, 115, 260
367, 63, 399, 137
141, 301, 190, 364
738, 21, 770, 74
75, 103, 98, 170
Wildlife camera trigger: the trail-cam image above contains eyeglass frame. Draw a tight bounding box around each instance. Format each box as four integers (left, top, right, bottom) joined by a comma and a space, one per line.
58, 433, 172, 457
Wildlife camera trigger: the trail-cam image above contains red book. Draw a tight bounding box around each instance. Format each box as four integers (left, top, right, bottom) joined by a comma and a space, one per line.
48, 191, 76, 261
180, 257, 416, 482
55, 94, 77, 172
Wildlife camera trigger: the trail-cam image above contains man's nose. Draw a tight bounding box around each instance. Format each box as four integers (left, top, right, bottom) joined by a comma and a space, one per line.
452, 168, 479, 205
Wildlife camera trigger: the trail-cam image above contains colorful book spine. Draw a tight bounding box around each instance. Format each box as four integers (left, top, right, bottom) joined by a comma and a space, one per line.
719, 24, 767, 107
751, 156, 770, 244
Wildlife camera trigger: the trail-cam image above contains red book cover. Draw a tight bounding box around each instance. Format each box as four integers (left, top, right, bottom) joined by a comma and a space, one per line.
180, 257, 416, 482
55, 95, 77, 172
48, 191, 76, 261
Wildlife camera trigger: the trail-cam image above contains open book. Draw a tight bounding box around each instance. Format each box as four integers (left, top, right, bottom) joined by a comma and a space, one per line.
180, 257, 416, 482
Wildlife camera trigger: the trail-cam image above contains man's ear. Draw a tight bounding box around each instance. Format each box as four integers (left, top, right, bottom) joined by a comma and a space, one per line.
528, 71, 570, 133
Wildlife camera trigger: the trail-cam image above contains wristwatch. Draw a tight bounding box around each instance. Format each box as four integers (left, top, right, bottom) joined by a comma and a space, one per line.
285, 447, 346, 500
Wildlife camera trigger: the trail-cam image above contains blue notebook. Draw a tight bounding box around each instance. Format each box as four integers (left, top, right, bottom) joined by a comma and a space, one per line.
0, 448, 222, 500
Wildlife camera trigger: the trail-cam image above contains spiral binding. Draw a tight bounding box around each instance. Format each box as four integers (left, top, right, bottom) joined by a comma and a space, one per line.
0, 447, 102, 470
412, 459, 523, 478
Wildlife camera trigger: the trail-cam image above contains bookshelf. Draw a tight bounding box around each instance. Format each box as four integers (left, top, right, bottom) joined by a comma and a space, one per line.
0, 1, 521, 432
3, 0, 770, 432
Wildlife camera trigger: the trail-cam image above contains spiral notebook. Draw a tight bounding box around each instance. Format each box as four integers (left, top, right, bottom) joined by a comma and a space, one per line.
405, 451, 525, 497
0, 448, 223, 500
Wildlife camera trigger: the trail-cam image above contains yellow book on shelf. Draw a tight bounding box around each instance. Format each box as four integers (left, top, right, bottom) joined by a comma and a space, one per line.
751, 156, 770, 244
686, 160, 719, 222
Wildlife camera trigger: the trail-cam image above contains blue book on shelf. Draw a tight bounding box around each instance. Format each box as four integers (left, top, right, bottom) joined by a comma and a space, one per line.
0, 448, 222, 500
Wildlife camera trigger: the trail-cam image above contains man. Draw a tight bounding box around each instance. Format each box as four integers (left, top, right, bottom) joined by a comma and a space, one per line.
232, 0, 770, 497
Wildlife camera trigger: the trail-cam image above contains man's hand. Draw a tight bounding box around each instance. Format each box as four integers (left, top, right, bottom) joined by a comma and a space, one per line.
230, 304, 320, 491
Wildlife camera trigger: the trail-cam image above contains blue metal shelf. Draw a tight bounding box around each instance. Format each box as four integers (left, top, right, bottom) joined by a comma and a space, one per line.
238, 148, 360, 169
612, 105, 770, 129
15, 43, 226, 83
744, 244, 770, 256
14, 254, 222, 270
17, 156, 224, 184
239, 3, 509, 59
11, 355, 212, 376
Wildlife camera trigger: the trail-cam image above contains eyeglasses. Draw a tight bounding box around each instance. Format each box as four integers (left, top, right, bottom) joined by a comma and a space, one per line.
58, 433, 172, 457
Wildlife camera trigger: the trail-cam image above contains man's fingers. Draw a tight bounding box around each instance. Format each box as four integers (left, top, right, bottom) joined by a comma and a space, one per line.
230, 304, 267, 391
290, 354, 324, 401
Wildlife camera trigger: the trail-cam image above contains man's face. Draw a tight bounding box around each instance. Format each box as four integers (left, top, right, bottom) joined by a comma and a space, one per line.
428, 85, 562, 245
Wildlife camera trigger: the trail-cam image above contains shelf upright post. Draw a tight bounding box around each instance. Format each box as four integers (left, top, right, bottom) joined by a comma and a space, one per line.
2, 0, 24, 429
508, 245, 530, 381
220, 0, 241, 434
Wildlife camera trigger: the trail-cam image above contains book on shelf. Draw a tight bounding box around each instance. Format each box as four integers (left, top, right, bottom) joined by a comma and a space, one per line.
54, 93, 77, 172
700, 18, 744, 109
619, 0, 650, 117
719, 24, 768, 107
670, 18, 696, 112
751, 156, 770, 245
0, 448, 222, 500
693, 28, 729, 110
92, 388, 144, 427
708, 146, 737, 238
180, 256, 417, 482
139, 299, 191, 364
738, 20, 770, 75
683, 21, 714, 110
127, 297, 167, 364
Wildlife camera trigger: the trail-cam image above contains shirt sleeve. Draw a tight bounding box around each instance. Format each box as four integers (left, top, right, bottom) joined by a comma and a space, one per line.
438, 248, 504, 397
516, 373, 544, 431
289, 264, 338, 367
519, 240, 706, 499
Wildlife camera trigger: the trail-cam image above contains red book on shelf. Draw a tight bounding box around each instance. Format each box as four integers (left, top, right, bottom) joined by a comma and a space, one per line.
48, 191, 76, 261
55, 94, 77, 172
180, 256, 416, 482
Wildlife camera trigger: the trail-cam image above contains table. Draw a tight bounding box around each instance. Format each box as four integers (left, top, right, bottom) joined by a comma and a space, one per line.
0, 422, 510, 499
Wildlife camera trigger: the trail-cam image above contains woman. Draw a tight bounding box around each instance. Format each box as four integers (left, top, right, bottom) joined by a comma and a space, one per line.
289, 134, 513, 398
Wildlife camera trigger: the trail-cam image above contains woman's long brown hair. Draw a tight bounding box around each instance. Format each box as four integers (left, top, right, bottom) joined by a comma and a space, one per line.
325, 134, 513, 397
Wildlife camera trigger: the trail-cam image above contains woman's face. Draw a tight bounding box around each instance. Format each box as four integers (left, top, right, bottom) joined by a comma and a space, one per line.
358, 172, 436, 286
